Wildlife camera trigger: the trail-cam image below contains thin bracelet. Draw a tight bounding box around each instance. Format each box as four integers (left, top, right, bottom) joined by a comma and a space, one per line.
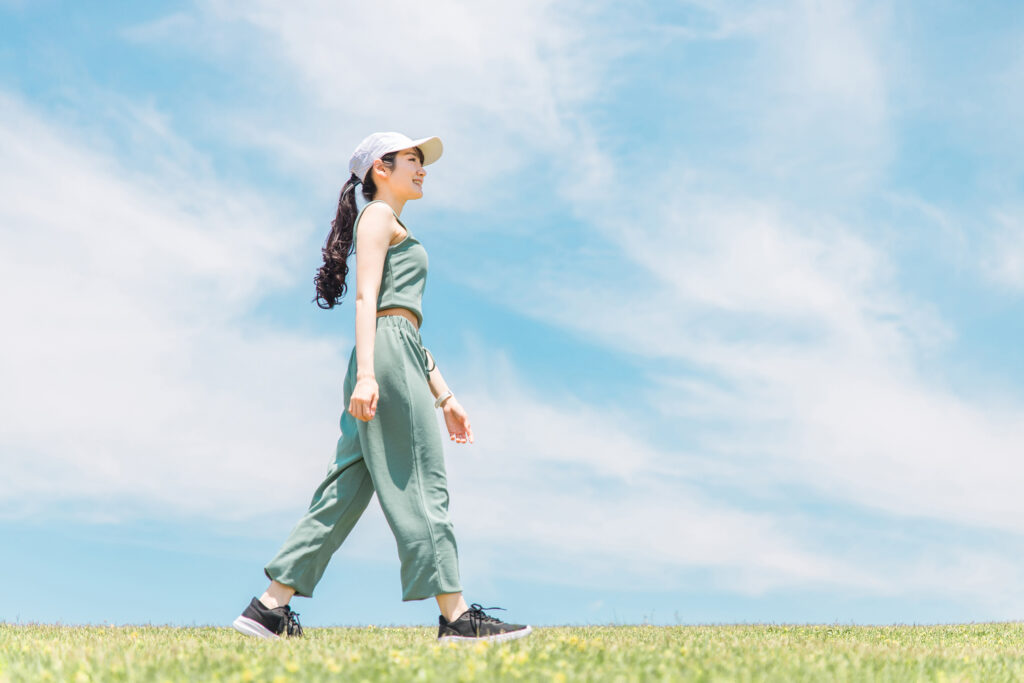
434, 390, 453, 409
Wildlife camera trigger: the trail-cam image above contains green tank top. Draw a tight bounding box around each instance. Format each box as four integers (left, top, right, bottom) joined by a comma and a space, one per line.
353, 199, 429, 327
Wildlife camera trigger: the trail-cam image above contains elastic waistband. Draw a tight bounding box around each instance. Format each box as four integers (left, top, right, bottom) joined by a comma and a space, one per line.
376, 314, 421, 339
377, 314, 431, 374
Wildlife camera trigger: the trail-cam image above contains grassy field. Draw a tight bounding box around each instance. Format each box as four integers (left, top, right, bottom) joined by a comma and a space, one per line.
4, 622, 1024, 681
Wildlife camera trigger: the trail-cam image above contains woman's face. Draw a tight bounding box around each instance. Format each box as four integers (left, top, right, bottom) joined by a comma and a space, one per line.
377, 146, 426, 199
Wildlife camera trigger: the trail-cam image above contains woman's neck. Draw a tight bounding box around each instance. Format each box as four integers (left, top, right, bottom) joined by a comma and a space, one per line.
371, 190, 407, 217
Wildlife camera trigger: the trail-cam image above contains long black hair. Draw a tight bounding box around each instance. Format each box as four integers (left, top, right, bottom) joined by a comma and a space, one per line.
314, 149, 422, 309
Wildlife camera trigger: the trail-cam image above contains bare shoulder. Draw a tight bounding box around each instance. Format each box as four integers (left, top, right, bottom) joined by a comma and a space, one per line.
356, 202, 398, 247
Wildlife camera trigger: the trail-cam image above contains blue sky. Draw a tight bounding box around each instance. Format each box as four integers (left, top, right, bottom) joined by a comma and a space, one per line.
3, 1, 1024, 628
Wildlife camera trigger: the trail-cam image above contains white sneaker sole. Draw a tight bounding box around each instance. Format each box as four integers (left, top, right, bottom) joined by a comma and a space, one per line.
438, 624, 533, 643
232, 615, 280, 640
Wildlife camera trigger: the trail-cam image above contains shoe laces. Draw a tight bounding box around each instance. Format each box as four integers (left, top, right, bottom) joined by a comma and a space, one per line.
465, 603, 507, 629
282, 605, 303, 637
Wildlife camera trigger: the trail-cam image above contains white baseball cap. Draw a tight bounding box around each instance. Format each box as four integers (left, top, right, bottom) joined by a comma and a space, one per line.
349, 131, 443, 183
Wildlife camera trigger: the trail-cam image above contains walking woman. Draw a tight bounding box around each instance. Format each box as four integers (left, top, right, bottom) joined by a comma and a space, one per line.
231, 132, 531, 643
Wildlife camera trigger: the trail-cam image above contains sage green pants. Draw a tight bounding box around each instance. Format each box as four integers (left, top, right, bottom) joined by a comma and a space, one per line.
264, 315, 462, 601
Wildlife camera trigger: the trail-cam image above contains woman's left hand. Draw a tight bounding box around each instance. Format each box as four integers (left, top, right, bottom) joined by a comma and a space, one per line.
442, 397, 474, 445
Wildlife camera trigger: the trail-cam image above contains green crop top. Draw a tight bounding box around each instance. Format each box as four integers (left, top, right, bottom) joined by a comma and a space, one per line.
353, 199, 429, 327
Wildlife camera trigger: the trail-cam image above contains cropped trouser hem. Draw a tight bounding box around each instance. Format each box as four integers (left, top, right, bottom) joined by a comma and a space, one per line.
263, 558, 463, 601
264, 566, 313, 599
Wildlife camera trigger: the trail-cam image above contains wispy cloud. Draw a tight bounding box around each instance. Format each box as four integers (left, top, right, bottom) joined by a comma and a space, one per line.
123, 0, 628, 209
431, 1, 1024, 610
0, 89, 855, 596
443, 340, 880, 595
450, 162, 1024, 611
979, 208, 1024, 292
0, 92, 344, 520
6, 0, 1024, 621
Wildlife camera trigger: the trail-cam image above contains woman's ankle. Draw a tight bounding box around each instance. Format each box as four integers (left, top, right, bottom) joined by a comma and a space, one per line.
435, 592, 468, 622
260, 580, 296, 609
258, 593, 284, 609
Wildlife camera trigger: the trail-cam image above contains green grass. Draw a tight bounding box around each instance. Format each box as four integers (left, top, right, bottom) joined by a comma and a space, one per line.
4, 623, 1024, 681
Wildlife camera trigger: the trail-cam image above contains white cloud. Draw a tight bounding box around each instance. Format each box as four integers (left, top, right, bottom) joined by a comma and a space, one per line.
637, 0, 892, 196
124, 0, 624, 210
9, 0, 1024, 618
470, 155, 1024, 537
122, 0, 1024, 610
0, 92, 859, 596
0, 92, 346, 520
445, 166, 1024, 611
979, 208, 1024, 292
441, 340, 877, 595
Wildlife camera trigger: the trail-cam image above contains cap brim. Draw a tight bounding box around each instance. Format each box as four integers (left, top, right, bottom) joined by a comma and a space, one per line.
407, 136, 443, 166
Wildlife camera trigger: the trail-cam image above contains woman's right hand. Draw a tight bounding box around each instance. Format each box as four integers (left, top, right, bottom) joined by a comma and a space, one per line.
349, 376, 379, 421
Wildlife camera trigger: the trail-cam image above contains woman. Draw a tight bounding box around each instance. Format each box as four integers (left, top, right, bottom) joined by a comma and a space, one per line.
231, 132, 531, 643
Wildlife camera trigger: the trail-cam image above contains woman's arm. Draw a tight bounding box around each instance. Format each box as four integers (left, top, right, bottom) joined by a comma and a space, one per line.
423, 349, 473, 444
424, 349, 453, 405
349, 203, 396, 421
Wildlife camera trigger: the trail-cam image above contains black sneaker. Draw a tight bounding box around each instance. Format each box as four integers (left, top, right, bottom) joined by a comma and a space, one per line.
437, 603, 532, 643
232, 597, 303, 639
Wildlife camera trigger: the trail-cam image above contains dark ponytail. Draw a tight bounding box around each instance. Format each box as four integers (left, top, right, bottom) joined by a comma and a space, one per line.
313, 150, 403, 309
